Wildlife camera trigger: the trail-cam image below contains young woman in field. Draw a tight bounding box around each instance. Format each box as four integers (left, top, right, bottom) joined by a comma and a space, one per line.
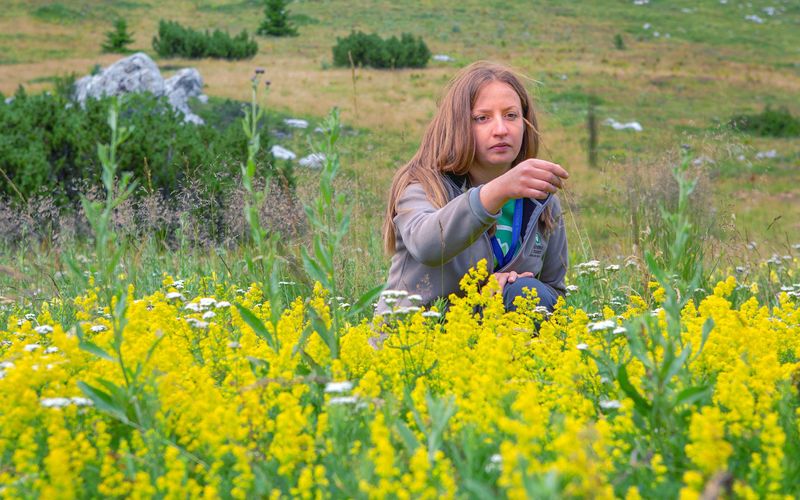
380, 61, 570, 313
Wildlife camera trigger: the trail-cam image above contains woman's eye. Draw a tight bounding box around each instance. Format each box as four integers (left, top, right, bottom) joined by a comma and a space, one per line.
506, 113, 519, 120
473, 115, 488, 123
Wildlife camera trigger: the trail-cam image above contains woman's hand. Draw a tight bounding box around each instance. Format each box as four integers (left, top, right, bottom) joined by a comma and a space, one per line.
493, 271, 534, 293
479, 159, 569, 214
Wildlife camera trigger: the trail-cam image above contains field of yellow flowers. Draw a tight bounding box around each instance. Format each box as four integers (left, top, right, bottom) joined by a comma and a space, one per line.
1, 254, 798, 499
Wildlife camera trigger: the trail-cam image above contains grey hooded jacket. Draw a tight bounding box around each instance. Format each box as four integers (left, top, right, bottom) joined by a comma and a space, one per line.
379, 173, 568, 312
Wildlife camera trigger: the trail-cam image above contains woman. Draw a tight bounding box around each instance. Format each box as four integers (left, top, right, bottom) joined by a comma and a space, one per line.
380, 61, 569, 313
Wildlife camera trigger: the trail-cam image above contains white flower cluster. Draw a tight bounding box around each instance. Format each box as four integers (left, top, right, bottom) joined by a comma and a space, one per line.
379, 290, 432, 318
587, 320, 617, 332
324, 380, 365, 406
40, 397, 94, 409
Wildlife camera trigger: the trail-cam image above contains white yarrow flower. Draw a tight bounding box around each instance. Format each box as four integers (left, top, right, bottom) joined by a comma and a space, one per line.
44, 346, 59, 354
90, 325, 107, 333
24, 343, 41, 352
71, 397, 94, 407
328, 396, 358, 405
588, 320, 617, 332
325, 381, 354, 393
41, 397, 71, 408
35, 325, 53, 335
202, 311, 216, 320
215, 301, 232, 308
422, 310, 441, 319
599, 399, 622, 409
186, 318, 209, 329
166, 292, 184, 300
198, 297, 216, 308
185, 303, 201, 312
576, 343, 589, 351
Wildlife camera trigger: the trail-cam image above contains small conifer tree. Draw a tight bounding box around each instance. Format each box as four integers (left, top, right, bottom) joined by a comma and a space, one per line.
102, 19, 134, 53
257, 0, 298, 37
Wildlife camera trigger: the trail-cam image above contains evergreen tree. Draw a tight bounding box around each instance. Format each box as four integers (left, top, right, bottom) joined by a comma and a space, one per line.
257, 0, 298, 37
102, 19, 134, 53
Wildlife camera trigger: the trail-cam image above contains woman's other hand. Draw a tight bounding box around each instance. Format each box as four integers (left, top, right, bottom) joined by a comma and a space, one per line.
493, 271, 534, 293
480, 159, 569, 214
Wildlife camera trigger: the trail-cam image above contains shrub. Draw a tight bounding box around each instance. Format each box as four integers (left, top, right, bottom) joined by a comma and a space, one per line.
152, 20, 258, 60
332, 31, 430, 69
0, 89, 280, 205
257, 0, 298, 37
729, 106, 800, 137
102, 19, 135, 53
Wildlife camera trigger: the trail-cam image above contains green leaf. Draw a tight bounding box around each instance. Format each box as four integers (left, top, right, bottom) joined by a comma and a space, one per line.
301, 248, 328, 286
663, 342, 692, 386
698, 318, 714, 355
145, 334, 166, 364
617, 364, 652, 415
307, 307, 336, 357
78, 340, 115, 362
313, 237, 333, 278
77, 381, 131, 425
349, 283, 384, 319
395, 421, 420, 452
675, 385, 711, 406
235, 303, 279, 352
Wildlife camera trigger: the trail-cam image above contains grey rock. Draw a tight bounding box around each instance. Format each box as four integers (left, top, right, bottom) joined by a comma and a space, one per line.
74, 52, 165, 104
299, 153, 326, 169
164, 68, 205, 125
271, 145, 296, 160
73, 52, 204, 124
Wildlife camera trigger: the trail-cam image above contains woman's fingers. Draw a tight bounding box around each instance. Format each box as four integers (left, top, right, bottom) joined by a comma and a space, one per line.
528, 159, 569, 179
495, 273, 508, 292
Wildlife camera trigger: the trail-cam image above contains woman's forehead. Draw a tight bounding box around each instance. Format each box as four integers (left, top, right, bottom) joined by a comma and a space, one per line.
473, 81, 521, 108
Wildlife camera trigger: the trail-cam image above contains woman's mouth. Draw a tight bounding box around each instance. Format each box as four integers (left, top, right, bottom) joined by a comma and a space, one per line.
490, 143, 512, 151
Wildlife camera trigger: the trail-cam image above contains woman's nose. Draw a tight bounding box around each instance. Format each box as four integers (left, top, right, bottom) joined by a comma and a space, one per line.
492, 115, 508, 135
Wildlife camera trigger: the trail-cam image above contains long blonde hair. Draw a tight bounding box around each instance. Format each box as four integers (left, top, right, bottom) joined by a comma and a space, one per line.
382, 61, 544, 254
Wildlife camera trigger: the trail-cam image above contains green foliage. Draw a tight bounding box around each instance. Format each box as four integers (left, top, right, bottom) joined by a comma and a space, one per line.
613, 33, 625, 50
299, 108, 384, 361
0, 89, 277, 204
31, 3, 84, 23
729, 106, 800, 137
152, 20, 258, 60
102, 19, 135, 54
332, 31, 430, 69
257, 0, 298, 37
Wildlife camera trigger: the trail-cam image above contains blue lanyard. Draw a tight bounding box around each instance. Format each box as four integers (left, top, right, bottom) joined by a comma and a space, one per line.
490, 198, 523, 271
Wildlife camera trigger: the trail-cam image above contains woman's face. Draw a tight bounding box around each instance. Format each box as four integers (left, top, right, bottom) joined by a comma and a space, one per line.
470, 80, 524, 177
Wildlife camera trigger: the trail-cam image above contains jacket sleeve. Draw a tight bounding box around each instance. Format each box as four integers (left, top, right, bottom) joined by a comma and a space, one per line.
537, 195, 568, 296
393, 183, 498, 267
